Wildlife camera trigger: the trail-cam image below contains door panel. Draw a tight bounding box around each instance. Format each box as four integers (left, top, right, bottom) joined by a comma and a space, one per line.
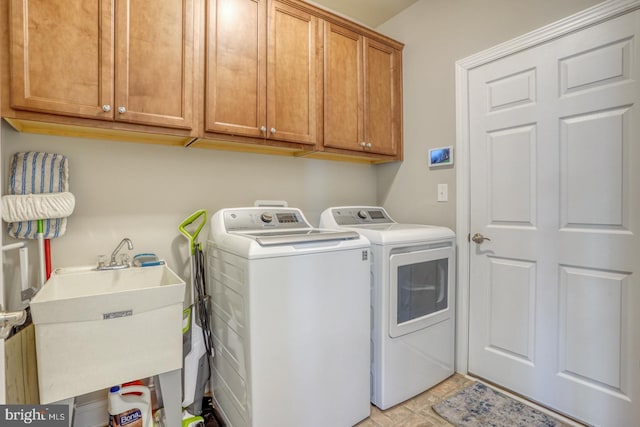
115, 0, 194, 129
486, 257, 536, 363
468, 9, 639, 427
205, 0, 266, 137
323, 23, 363, 151
559, 266, 627, 390
560, 109, 627, 228
487, 126, 536, 226
9, 0, 114, 119
364, 39, 400, 155
267, 1, 319, 145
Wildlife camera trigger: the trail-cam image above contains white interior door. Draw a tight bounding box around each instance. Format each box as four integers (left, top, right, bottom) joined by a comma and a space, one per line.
467, 9, 640, 427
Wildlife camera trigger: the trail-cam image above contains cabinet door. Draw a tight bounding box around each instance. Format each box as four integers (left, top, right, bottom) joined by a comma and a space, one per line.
115, 0, 194, 129
364, 38, 402, 156
267, 0, 320, 145
205, 0, 267, 137
9, 0, 114, 119
323, 23, 363, 151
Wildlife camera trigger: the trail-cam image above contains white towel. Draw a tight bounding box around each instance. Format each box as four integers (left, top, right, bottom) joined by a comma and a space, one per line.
6, 152, 70, 239
1, 193, 76, 223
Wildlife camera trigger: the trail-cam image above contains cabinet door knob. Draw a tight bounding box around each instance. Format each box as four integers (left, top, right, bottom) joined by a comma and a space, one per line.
270, 127, 276, 134
360, 142, 366, 148
366, 143, 372, 148
118, 106, 126, 114
260, 126, 267, 132
102, 104, 111, 112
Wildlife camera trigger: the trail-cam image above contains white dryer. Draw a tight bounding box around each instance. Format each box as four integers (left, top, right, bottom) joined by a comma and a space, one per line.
207, 207, 371, 427
320, 206, 456, 410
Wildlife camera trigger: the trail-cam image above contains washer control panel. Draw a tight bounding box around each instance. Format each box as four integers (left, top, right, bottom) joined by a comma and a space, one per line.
224, 208, 310, 231
330, 207, 394, 225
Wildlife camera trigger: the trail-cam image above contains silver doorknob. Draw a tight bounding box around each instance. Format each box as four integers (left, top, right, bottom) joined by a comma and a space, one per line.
102, 104, 111, 112
260, 126, 266, 132
270, 127, 276, 134
471, 233, 491, 244
360, 142, 366, 148
118, 106, 126, 114
366, 142, 372, 148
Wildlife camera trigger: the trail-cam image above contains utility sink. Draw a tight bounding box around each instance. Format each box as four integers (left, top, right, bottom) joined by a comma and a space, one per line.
31, 265, 185, 324
30, 265, 186, 404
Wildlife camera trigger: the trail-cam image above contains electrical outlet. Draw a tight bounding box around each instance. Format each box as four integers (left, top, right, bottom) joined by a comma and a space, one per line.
437, 184, 448, 202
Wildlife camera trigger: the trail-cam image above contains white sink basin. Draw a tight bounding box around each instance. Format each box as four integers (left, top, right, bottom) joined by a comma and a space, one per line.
30, 265, 186, 404
31, 265, 185, 324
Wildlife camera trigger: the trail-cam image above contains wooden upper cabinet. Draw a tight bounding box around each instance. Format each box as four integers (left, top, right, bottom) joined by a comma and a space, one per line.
7, 0, 400, 160
115, 0, 194, 129
9, 0, 114, 119
9, 0, 193, 129
205, 0, 320, 146
364, 38, 402, 156
267, 0, 320, 145
323, 22, 363, 152
205, 0, 267, 137
323, 22, 402, 157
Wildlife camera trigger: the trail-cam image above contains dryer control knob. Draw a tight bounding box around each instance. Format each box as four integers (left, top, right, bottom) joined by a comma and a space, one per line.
357, 210, 368, 219
261, 212, 273, 223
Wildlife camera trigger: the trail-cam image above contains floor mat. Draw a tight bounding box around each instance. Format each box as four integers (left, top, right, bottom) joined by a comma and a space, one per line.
432, 382, 565, 427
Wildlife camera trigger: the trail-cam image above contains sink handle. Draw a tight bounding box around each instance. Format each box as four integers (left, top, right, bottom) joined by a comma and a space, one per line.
179, 209, 207, 255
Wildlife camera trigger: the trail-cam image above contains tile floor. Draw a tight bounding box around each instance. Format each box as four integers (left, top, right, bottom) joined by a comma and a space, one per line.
355, 374, 476, 427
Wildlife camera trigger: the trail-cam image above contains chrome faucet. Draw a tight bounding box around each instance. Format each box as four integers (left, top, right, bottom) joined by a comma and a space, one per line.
97, 238, 134, 270
110, 238, 133, 265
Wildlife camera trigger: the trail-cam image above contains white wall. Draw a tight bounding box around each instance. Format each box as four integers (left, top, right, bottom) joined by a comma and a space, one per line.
376, 0, 604, 229
0, 122, 377, 310
0, 1, 606, 310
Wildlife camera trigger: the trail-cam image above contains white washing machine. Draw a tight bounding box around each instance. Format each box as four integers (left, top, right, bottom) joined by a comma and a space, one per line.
206, 207, 371, 427
320, 206, 456, 410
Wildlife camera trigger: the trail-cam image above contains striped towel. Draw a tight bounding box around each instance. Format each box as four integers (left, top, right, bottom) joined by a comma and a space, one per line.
7, 152, 70, 239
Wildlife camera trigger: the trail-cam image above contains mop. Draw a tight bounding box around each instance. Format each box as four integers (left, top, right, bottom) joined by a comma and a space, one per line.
0, 153, 74, 347
2, 152, 75, 290
179, 210, 214, 427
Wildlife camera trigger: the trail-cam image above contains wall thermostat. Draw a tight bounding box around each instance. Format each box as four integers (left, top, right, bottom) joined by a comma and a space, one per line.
428, 146, 453, 167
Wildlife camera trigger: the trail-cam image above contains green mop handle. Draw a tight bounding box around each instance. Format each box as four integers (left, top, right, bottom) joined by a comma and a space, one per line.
178, 209, 207, 255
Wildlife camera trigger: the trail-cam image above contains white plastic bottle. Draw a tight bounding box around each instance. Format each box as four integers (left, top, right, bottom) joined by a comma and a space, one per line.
108, 384, 153, 427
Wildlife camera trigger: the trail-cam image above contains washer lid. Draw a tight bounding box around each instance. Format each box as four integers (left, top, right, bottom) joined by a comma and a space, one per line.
343, 223, 455, 245
319, 206, 455, 245
210, 207, 370, 257
236, 229, 361, 246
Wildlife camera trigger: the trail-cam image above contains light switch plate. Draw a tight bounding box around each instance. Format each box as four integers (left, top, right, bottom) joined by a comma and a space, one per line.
437, 184, 448, 202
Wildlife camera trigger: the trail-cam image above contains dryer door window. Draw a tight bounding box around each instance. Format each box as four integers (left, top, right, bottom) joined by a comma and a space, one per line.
389, 246, 453, 338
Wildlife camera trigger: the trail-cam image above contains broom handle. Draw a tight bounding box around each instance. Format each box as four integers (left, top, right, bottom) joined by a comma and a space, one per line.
37, 220, 46, 286
44, 239, 51, 279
